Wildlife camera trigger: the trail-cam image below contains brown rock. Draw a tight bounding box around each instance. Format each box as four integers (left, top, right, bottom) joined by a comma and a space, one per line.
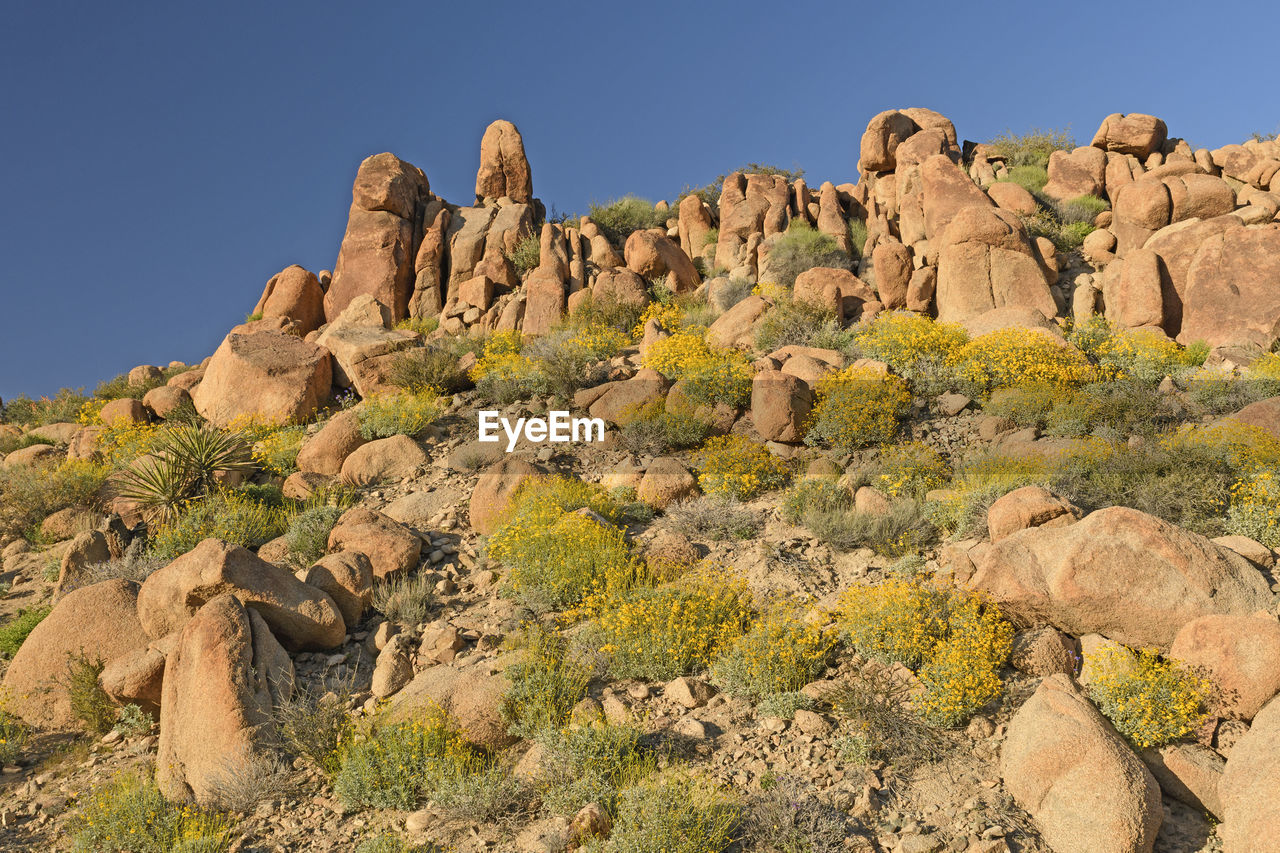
192, 331, 331, 428
1179, 224, 1280, 349
138, 538, 346, 650
142, 385, 191, 420
339, 434, 428, 486
1169, 614, 1280, 721
156, 594, 292, 804
793, 267, 875, 321
99, 398, 147, 426
1009, 627, 1079, 677
587, 370, 669, 426
1139, 743, 1225, 818
475, 119, 532, 203
751, 370, 813, 442
935, 206, 1056, 324
385, 657, 518, 748
665, 676, 716, 709
625, 229, 699, 294
678, 193, 715, 261
523, 269, 566, 336
1104, 248, 1165, 329
591, 268, 649, 308
970, 507, 1273, 648
55, 529, 111, 596
296, 409, 368, 476
470, 458, 542, 536
987, 485, 1081, 542
906, 266, 937, 312
370, 634, 414, 698
0, 579, 150, 728
987, 181, 1038, 216
99, 637, 171, 716
327, 507, 421, 580
1001, 673, 1162, 853
706, 294, 769, 349
1092, 113, 1169, 159
251, 265, 325, 336
1144, 214, 1243, 336
859, 110, 920, 173
1217, 694, 1280, 852
922, 154, 995, 242
871, 241, 911, 310
1043, 146, 1107, 201
298, 551, 373, 629
637, 457, 699, 509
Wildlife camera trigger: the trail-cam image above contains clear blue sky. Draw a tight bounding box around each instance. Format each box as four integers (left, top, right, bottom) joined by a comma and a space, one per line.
1, 0, 1276, 401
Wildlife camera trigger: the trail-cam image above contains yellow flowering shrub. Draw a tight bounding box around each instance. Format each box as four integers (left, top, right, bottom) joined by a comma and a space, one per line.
1087, 645, 1211, 749
875, 442, 950, 498
68, 771, 236, 852
1248, 352, 1280, 381
356, 388, 444, 439
150, 490, 288, 562
915, 595, 1013, 727
694, 435, 790, 500
1226, 470, 1280, 548
837, 578, 955, 669
805, 367, 912, 451
632, 300, 684, 338
252, 425, 306, 476
494, 474, 624, 530
96, 419, 163, 468
500, 627, 592, 738
1165, 421, 1280, 474
1092, 327, 1188, 382
949, 327, 1096, 393
595, 769, 742, 853
0, 709, 29, 766
588, 569, 752, 680
852, 312, 968, 378
642, 329, 752, 407
710, 603, 837, 698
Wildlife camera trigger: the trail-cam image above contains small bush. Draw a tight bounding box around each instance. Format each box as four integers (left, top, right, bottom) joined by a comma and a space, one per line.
1226, 470, 1280, 548
710, 605, 836, 699
273, 681, 354, 778
694, 435, 790, 500
0, 460, 109, 540
851, 312, 968, 385
780, 479, 850, 524
821, 666, 945, 767
0, 605, 50, 658
356, 835, 443, 853
372, 572, 433, 625
668, 495, 762, 540
848, 218, 869, 261
617, 401, 709, 456
113, 425, 254, 523
356, 389, 444, 439
643, 330, 751, 408
805, 368, 912, 452
64, 653, 116, 735
568, 292, 649, 338
1086, 323, 1197, 383
388, 344, 469, 394
251, 425, 306, 476
1087, 645, 1211, 749
589, 196, 670, 247
585, 770, 741, 853
149, 490, 288, 562
1, 387, 91, 427
395, 316, 440, 337
984, 382, 1058, 428
802, 499, 936, 556
205, 749, 290, 813
0, 710, 30, 766
69, 772, 236, 853
66, 551, 167, 593
765, 221, 853, 289
522, 322, 628, 400
1056, 194, 1108, 225
537, 721, 651, 816
753, 297, 849, 354
284, 505, 342, 567
987, 128, 1075, 169
505, 230, 541, 275
585, 570, 751, 681
874, 442, 950, 498
1000, 165, 1049, 194
949, 328, 1096, 394
915, 595, 1013, 726
114, 703, 153, 737
745, 775, 858, 853
501, 629, 592, 739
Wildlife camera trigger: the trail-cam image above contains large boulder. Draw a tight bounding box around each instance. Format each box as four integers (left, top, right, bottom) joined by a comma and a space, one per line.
935, 206, 1056, 324
296, 551, 373, 629
384, 657, 518, 749
0, 579, 150, 728
921, 154, 995, 242
296, 409, 368, 476
251, 265, 325, 336
1043, 146, 1108, 201
677, 193, 715, 261
751, 370, 813, 443
522, 268, 566, 336
192, 330, 332, 428
871, 241, 911, 310
1103, 248, 1165, 330
637, 457, 699, 510
137, 539, 346, 650
1143, 214, 1243, 337
986, 485, 1081, 542
1001, 674, 1162, 853
586, 370, 669, 426
1178, 223, 1280, 349
624, 229, 699, 294
315, 294, 420, 396
1168, 614, 1280, 721
1218, 695, 1280, 852
470, 458, 542, 536
969, 507, 1273, 648
156, 594, 292, 804
325, 153, 428, 323
706, 294, 769, 349
339, 434, 428, 486
793, 268, 875, 322
1091, 113, 1169, 159
859, 110, 920, 173
474, 119, 532, 204
99, 635, 173, 716
327, 507, 421, 580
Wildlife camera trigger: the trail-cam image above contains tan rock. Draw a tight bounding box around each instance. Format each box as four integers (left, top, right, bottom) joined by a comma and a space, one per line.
987, 181, 1038, 216
624, 229, 699, 293
1139, 743, 1224, 818
142, 385, 191, 419
1104, 248, 1165, 329
859, 110, 920, 172
99, 636, 171, 716
339, 434, 428, 486
987, 485, 1081, 542
192, 331, 331, 428
587, 370, 669, 426
1179, 224, 1280, 349
475, 119, 532, 203
99, 398, 147, 427
1092, 113, 1169, 159
935, 206, 1056, 324
1043, 146, 1107, 201
470, 458, 542, 536
1168, 614, 1280, 720
327, 507, 421, 580
637, 457, 699, 509
251, 265, 325, 336
871, 241, 911, 310
384, 657, 518, 748
1009, 627, 1078, 677
297, 551, 373, 628
1218, 694, 1280, 852
922, 154, 995, 242
751, 370, 813, 443
793, 267, 875, 322
706, 294, 769, 349
296, 409, 368, 476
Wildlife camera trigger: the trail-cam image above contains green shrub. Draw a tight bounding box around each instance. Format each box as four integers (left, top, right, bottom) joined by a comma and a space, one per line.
805, 368, 913, 452
500, 629, 591, 739
1226, 470, 1280, 548
617, 401, 709, 456
984, 382, 1058, 428
0, 605, 51, 658
69, 772, 236, 853
588, 196, 670, 247
1087, 645, 1211, 749
355, 836, 443, 853
999, 165, 1049, 194
1, 387, 91, 427
388, 344, 470, 394
1056, 194, 1108, 224
149, 490, 288, 562
850, 312, 968, 385
694, 435, 790, 500
874, 442, 950, 498
0, 459, 110, 540
356, 389, 444, 439
537, 721, 652, 816
567, 293, 648, 337
802, 499, 937, 556
505, 230, 541, 275
821, 666, 944, 767
0, 710, 30, 766
753, 297, 849, 353
710, 605, 835, 699
522, 323, 628, 400
780, 479, 850, 525
763, 221, 852, 289
395, 316, 439, 337
987, 128, 1075, 169
113, 425, 254, 524
584, 770, 741, 853
284, 505, 342, 567
64, 653, 116, 735
745, 775, 857, 853
251, 425, 306, 476
949, 327, 1096, 394
371, 572, 433, 625
668, 495, 762, 541
848, 218, 868, 260
273, 681, 354, 778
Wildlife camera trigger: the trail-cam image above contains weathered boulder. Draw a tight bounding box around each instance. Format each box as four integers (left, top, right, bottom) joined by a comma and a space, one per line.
315, 294, 420, 396
1218, 694, 1280, 852
523, 269, 566, 336
871, 241, 911, 309
987, 486, 1082, 542
470, 458, 542, 536
325, 153, 427, 323
142, 385, 191, 420
677, 193, 715, 261
1091, 113, 1168, 159
1178, 223, 1280, 349
1001, 673, 1162, 853
99, 398, 147, 426
624, 229, 699, 293
1009, 627, 1079, 677
339, 434, 428, 486
587, 370, 669, 426
327, 507, 421, 579
986, 181, 1038, 216
935, 206, 1056, 324
1043, 146, 1108, 201
859, 110, 920, 173
384, 656, 518, 749
751, 370, 813, 443
793, 267, 875, 322
251, 265, 326, 336
138, 539, 346, 650
99, 634, 174, 716
1139, 743, 1224, 819
0, 579, 150, 728
1103, 248, 1165, 329
922, 154, 995, 242
1, 443, 61, 469
969, 507, 1273, 648
192, 331, 331, 428
591, 268, 649, 308
637, 457, 699, 510
1168, 614, 1280, 721
156, 594, 292, 804
1144, 214, 1243, 336
475, 119, 532, 204
297, 551, 373, 629
296, 409, 368, 476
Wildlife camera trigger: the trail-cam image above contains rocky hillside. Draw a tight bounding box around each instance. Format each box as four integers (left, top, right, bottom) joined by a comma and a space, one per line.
2, 109, 1280, 853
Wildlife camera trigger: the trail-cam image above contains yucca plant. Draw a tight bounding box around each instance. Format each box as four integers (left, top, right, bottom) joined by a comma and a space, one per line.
162, 425, 254, 493
113, 426, 254, 523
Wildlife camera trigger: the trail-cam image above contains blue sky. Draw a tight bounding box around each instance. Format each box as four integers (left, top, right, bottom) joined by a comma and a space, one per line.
1, 0, 1276, 400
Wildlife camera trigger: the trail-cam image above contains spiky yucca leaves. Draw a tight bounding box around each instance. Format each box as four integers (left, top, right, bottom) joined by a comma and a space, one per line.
113, 426, 255, 523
